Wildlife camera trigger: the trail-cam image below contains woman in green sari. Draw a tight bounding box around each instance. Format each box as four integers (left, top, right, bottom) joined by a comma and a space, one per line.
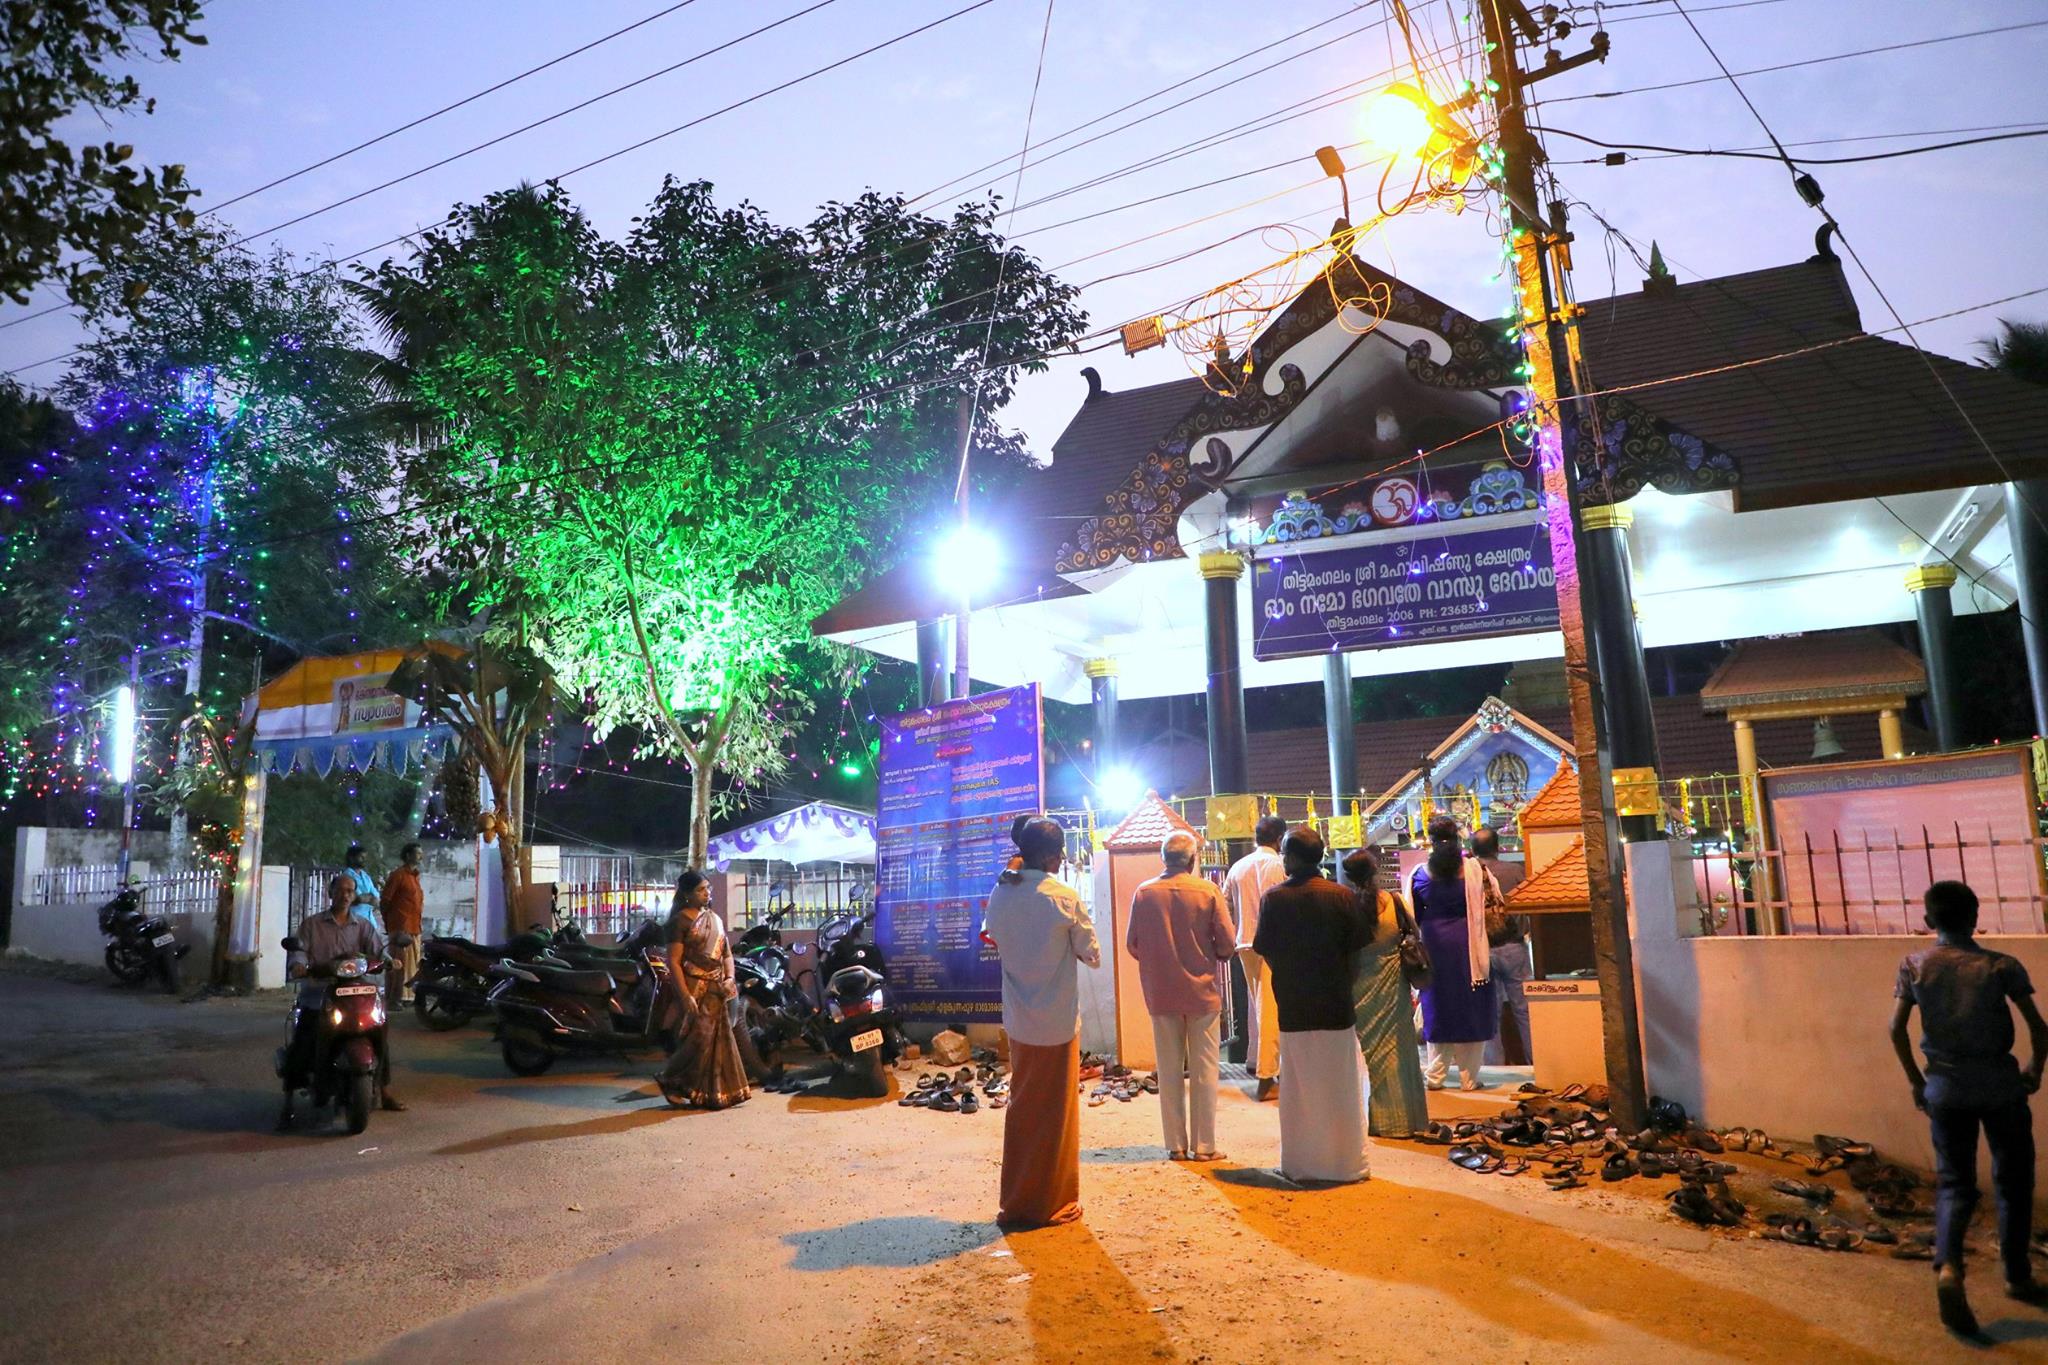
1343, 849, 1430, 1138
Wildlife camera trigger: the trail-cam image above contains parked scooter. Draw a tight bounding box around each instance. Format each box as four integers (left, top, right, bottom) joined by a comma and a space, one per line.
733, 903, 829, 1078
275, 934, 403, 1135
486, 929, 672, 1075
98, 882, 189, 995
411, 920, 664, 1031
811, 907, 903, 1098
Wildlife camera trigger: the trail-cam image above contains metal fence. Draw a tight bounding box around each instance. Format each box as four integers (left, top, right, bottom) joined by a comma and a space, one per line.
31, 862, 222, 919
1691, 829, 2048, 936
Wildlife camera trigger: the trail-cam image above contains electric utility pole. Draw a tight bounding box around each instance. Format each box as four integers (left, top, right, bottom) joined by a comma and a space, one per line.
1479, 1, 1648, 1128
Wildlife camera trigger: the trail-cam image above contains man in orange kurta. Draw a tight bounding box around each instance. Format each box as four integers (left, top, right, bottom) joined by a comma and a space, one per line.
379, 842, 425, 1007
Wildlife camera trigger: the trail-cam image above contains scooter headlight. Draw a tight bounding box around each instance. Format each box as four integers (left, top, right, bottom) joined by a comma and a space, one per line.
369, 1004, 386, 1025
330, 1008, 345, 1027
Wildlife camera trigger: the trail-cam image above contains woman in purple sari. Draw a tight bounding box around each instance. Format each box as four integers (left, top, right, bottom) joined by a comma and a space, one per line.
1406, 815, 1502, 1091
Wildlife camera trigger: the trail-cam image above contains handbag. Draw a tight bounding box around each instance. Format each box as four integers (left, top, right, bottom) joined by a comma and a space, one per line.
1388, 888, 1432, 989
1480, 865, 1510, 943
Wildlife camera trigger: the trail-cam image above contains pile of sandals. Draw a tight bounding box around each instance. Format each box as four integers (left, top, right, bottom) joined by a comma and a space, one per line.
1084, 1062, 1160, 1106
898, 1061, 1010, 1113
1416, 1084, 1933, 1256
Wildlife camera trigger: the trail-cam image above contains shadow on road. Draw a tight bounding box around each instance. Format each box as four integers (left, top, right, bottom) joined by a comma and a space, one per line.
1005, 1221, 1178, 1358
786, 1066, 899, 1112
781, 1216, 1000, 1270
432, 1105, 699, 1156
1200, 1165, 1897, 1361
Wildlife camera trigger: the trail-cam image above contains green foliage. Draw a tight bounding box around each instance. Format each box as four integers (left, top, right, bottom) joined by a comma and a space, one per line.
1984, 319, 2048, 387
259, 768, 414, 870
359, 180, 1085, 861
0, 0, 208, 311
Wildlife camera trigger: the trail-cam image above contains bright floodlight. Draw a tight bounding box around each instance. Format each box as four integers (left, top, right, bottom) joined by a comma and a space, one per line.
933, 524, 1001, 596
1363, 83, 1437, 158
1098, 766, 1146, 812
110, 684, 137, 783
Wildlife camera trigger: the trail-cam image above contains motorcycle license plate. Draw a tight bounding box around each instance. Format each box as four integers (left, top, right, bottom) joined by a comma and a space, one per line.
850, 1028, 883, 1053
334, 984, 379, 996
152, 934, 175, 947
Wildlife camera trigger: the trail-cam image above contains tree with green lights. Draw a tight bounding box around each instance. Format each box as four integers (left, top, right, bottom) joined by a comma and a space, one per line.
360, 179, 1083, 863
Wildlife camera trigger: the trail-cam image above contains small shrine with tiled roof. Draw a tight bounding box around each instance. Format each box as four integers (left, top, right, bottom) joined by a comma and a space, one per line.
1361, 697, 1571, 846
1518, 760, 1582, 833
1508, 836, 1590, 912
1101, 791, 1195, 852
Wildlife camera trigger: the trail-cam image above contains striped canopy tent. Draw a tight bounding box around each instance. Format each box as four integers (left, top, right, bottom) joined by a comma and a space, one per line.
243, 643, 465, 777
705, 801, 876, 870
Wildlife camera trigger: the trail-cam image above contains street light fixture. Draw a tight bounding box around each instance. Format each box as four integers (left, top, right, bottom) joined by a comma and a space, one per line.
1362, 83, 1439, 159
932, 524, 1001, 598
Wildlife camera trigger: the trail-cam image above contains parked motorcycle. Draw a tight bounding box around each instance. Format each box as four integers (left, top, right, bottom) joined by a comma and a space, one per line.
733, 904, 828, 1078
99, 883, 189, 995
486, 930, 672, 1075
411, 920, 662, 1031
812, 907, 902, 1098
275, 934, 400, 1135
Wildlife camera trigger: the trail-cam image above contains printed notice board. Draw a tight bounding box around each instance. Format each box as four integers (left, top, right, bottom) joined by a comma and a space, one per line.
1763, 747, 2045, 934
876, 683, 1043, 1022
1250, 512, 1557, 660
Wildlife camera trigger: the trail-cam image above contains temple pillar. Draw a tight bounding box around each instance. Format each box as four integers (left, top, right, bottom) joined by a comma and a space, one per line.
1733, 718, 1758, 777
1906, 564, 1962, 751
1582, 504, 1662, 840
1322, 651, 1356, 812
1200, 552, 1250, 796
1879, 708, 1906, 760
914, 619, 952, 708
2004, 481, 2048, 735
1086, 658, 1121, 776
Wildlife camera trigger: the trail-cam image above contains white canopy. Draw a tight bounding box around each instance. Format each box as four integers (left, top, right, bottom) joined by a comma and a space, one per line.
705, 801, 876, 870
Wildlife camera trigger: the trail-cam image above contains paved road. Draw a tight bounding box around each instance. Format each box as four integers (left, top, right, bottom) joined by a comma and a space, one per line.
1, 963, 2038, 1363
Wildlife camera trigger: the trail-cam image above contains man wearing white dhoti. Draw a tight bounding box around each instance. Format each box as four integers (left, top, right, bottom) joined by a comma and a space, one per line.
1251, 825, 1375, 1184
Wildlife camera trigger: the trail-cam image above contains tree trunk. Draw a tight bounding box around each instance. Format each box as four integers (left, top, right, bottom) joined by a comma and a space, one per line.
497, 822, 524, 928
690, 757, 713, 870
209, 877, 234, 987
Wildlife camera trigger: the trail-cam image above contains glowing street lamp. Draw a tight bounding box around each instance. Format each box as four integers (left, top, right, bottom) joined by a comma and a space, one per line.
932, 524, 1001, 597
1362, 83, 1439, 158
109, 684, 137, 784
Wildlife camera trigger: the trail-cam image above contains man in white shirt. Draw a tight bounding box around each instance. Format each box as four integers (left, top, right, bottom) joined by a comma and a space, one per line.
1225, 814, 1289, 1100
982, 816, 1100, 1227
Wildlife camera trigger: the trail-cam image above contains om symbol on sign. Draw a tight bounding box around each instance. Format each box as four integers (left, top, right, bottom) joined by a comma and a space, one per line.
1370, 477, 1418, 526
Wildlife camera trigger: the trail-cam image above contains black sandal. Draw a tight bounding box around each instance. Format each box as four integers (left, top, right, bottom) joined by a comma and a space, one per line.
1770, 1177, 1835, 1204
1601, 1153, 1637, 1182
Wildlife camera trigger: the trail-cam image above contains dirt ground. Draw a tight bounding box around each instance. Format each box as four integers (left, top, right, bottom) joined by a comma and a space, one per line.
0, 961, 2040, 1363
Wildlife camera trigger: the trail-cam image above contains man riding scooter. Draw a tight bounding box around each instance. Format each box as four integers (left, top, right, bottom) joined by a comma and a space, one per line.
278, 873, 408, 1130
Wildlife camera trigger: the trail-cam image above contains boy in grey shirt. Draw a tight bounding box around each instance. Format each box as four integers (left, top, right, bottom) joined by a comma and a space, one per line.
1892, 880, 2048, 1336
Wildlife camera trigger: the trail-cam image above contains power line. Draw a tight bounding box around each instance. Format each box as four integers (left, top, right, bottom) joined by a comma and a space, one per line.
1540, 18, 2048, 104
1551, 119, 2048, 164
210, 0, 710, 215
2, 0, 998, 381
906, 4, 1393, 208
1664, 0, 2048, 552
1551, 126, 2048, 165
234, 0, 844, 244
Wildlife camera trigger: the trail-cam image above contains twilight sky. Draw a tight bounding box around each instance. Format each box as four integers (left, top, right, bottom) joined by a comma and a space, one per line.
5, 0, 2046, 460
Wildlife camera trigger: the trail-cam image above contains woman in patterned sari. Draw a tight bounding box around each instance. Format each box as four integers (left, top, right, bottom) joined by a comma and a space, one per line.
1342, 849, 1430, 1139
656, 870, 751, 1110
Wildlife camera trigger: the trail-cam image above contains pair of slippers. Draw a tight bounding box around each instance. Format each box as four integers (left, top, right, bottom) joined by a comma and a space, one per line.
1766, 1214, 1864, 1251
1167, 1149, 1227, 1162
1668, 1182, 1746, 1227
1770, 1176, 1836, 1205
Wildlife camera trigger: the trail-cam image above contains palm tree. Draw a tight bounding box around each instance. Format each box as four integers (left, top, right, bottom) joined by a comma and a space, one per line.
1982, 319, 2048, 386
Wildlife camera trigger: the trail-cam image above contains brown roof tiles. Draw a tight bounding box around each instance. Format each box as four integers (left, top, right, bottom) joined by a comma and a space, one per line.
1699, 630, 1927, 710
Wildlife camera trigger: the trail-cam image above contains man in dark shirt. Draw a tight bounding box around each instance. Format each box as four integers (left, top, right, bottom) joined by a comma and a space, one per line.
1891, 879, 2048, 1336
1251, 826, 1373, 1183
1473, 826, 1533, 1066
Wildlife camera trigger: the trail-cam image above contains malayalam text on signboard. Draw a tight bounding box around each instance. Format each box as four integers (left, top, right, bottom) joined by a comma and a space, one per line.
875, 684, 1043, 1022
1250, 514, 1557, 660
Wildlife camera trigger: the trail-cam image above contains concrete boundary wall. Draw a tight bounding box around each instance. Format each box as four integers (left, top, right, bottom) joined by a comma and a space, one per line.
1632, 865, 2048, 1175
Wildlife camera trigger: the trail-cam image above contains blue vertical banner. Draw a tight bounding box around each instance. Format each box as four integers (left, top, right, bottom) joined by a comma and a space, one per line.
875, 683, 1044, 1023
